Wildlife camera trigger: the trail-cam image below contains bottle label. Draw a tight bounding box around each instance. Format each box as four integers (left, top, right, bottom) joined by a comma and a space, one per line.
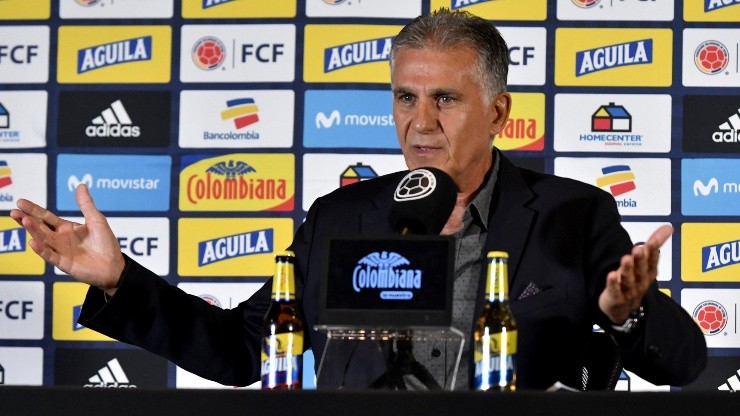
261, 332, 303, 388
272, 262, 296, 300
473, 330, 517, 390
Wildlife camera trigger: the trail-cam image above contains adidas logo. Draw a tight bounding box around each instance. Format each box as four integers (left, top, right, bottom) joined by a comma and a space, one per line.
85, 100, 141, 138
84, 358, 137, 388
718, 368, 740, 391
713, 108, 740, 143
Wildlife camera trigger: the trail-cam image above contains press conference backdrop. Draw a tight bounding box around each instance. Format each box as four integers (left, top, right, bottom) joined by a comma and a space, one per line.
0, 0, 738, 392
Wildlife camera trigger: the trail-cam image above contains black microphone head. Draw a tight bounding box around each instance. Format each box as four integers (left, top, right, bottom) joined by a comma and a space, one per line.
388, 167, 457, 235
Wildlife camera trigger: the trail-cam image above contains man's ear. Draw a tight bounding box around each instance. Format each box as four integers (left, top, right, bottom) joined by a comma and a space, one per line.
488, 92, 512, 137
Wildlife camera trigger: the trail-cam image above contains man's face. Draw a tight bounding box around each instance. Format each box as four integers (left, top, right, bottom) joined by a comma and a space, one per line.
392, 46, 510, 193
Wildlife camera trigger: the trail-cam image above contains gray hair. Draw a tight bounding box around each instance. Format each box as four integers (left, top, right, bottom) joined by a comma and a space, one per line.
390, 8, 509, 100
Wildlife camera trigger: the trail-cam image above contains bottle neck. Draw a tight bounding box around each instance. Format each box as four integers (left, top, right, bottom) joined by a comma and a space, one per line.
272, 259, 296, 301
485, 257, 509, 303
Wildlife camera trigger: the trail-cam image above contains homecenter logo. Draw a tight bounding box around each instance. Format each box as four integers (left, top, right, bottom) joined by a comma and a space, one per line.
576, 39, 652, 76
56, 154, 171, 212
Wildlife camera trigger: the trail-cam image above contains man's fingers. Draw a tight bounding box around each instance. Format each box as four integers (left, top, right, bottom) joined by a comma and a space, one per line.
16, 198, 62, 231
75, 184, 104, 223
646, 223, 673, 250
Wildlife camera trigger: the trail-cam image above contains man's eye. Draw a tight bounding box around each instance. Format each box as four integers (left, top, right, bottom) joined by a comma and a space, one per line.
438, 96, 454, 104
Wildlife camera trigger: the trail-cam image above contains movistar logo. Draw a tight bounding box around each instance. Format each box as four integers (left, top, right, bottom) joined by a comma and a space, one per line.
316, 110, 340, 128
702, 240, 740, 272
705, 0, 740, 12
694, 178, 719, 196
352, 251, 422, 297
576, 39, 652, 76
78, 36, 153, 73
315, 110, 394, 129
324, 36, 394, 72
198, 229, 273, 266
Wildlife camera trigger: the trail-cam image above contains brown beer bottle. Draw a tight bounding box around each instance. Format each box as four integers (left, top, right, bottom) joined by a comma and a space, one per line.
261, 251, 304, 389
472, 251, 517, 391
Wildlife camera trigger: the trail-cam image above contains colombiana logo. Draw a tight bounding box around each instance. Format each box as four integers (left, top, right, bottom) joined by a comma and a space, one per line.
694, 40, 729, 75
394, 169, 437, 202
75, 0, 102, 6
352, 251, 422, 299
692, 300, 728, 336
192, 36, 226, 70
323, 0, 347, 4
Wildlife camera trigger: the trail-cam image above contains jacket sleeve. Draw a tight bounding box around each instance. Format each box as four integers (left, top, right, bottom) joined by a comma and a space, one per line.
586, 191, 707, 386
79, 254, 270, 387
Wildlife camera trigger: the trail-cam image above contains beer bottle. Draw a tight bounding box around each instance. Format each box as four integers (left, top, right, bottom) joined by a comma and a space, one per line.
473, 251, 517, 391
261, 251, 304, 390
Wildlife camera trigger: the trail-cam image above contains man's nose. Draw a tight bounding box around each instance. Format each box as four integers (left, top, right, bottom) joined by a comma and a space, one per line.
413, 100, 438, 133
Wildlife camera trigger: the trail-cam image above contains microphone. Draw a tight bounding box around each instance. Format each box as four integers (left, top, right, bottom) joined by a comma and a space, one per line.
388, 167, 457, 235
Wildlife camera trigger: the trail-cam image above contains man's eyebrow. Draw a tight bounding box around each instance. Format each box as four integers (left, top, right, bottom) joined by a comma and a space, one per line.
392, 86, 412, 95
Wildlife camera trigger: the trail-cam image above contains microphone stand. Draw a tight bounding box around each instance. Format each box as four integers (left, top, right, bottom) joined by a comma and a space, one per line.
369, 331, 442, 390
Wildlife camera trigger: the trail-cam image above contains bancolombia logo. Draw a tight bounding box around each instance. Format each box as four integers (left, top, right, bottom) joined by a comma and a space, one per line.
353, 251, 422, 300
179, 153, 294, 212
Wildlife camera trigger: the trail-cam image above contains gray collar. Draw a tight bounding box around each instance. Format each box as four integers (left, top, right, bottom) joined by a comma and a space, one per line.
467, 150, 500, 232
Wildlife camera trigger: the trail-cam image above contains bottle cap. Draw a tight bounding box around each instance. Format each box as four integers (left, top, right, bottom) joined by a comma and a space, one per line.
487, 251, 509, 259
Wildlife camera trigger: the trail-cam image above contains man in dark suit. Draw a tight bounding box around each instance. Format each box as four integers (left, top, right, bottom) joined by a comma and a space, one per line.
11, 9, 706, 390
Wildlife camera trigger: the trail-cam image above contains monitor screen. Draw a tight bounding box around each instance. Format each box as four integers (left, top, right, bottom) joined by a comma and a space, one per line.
318, 235, 455, 328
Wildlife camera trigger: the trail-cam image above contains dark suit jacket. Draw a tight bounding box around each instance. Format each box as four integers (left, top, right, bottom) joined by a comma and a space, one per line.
80, 152, 706, 390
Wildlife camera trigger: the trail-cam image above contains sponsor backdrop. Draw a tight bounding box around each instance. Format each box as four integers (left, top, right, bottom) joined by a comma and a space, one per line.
0, 0, 738, 392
